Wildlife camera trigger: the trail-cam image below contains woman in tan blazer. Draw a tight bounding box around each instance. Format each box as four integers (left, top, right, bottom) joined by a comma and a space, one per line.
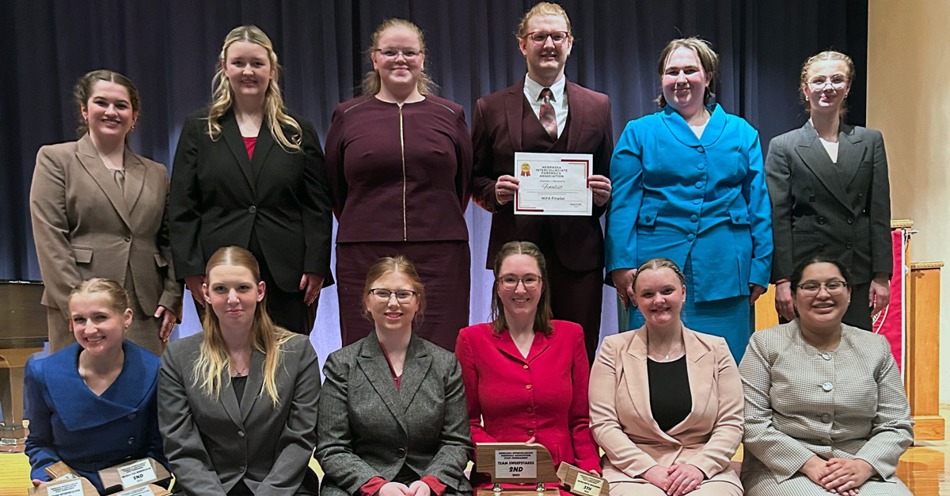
30, 70, 181, 354
590, 258, 743, 496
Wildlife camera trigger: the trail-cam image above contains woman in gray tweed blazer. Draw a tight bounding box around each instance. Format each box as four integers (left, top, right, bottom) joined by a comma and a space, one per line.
316, 256, 473, 496
739, 256, 912, 496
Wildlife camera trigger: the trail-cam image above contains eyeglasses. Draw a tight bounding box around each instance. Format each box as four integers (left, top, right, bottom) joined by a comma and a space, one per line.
523, 31, 570, 45
797, 279, 849, 294
374, 48, 422, 60
498, 274, 542, 290
808, 75, 848, 89
368, 288, 418, 302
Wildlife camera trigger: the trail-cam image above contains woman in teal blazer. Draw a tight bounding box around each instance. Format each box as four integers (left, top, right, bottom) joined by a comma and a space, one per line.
606, 38, 772, 362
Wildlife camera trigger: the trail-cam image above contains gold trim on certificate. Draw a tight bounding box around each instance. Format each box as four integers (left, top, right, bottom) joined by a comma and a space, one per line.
514, 152, 593, 216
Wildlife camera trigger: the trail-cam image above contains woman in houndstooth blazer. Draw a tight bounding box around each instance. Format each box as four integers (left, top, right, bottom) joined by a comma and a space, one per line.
739, 256, 912, 496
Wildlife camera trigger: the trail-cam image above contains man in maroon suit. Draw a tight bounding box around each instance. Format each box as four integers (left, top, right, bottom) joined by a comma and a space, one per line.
472, 2, 614, 362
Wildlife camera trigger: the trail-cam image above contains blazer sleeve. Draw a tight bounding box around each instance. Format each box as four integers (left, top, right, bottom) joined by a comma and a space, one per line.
453, 107, 473, 212
158, 346, 229, 496
299, 119, 335, 279
23, 358, 57, 482
765, 136, 795, 282
684, 338, 744, 478
168, 116, 207, 280
741, 127, 773, 288
316, 351, 386, 493
604, 121, 643, 274
324, 106, 348, 219
567, 325, 601, 473
854, 337, 913, 478
867, 130, 893, 277
156, 170, 183, 315
471, 98, 501, 213
739, 332, 818, 481
29, 146, 83, 313
257, 338, 321, 493
456, 329, 498, 444
591, 96, 615, 219
589, 336, 658, 477
421, 356, 474, 485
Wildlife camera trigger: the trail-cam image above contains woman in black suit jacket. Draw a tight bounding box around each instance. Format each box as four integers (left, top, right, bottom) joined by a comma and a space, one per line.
168, 25, 333, 334
766, 50, 891, 330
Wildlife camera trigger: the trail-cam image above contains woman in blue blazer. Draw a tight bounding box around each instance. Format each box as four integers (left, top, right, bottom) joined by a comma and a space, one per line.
606, 38, 772, 362
24, 279, 167, 494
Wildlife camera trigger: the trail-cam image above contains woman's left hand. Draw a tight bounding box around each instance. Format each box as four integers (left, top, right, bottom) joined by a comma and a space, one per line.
300, 273, 325, 307
154, 306, 177, 342
665, 463, 704, 496
408, 480, 431, 496
588, 175, 612, 207
869, 274, 890, 316
820, 457, 874, 495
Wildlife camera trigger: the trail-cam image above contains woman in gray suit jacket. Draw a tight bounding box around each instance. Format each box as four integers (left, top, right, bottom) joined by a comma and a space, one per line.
316, 256, 473, 496
159, 246, 320, 496
30, 70, 181, 354
766, 50, 892, 331
740, 257, 912, 496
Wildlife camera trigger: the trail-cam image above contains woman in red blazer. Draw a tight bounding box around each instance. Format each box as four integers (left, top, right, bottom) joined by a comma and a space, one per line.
457, 241, 600, 493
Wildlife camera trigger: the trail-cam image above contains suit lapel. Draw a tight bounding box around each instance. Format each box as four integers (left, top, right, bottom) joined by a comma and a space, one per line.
397, 335, 431, 414
121, 148, 146, 213
565, 82, 585, 151
358, 336, 406, 431
836, 123, 863, 192
220, 112, 257, 195
240, 348, 265, 421
76, 135, 132, 229
505, 83, 525, 156
794, 122, 851, 210
623, 330, 677, 443
250, 121, 277, 185
220, 374, 243, 428
667, 329, 711, 436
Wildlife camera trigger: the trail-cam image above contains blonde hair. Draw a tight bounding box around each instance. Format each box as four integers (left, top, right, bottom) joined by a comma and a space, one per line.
633, 257, 687, 291
361, 256, 427, 324
361, 18, 435, 96
192, 246, 294, 406
800, 50, 855, 115
68, 278, 132, 315
207, 25, 303, 152
490, 241, 553, 336
655, 37, 719, 108
516, 2, 573, 39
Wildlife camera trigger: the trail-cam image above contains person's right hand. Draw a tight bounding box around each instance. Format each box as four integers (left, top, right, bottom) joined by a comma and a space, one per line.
640, 465, 671, 493
774, 280, 795, 321
611, 269, 637, 308
494, 175, 520, 205
379, 482, 412, 496
184, 274, 207, 307
799, 455, 831, 488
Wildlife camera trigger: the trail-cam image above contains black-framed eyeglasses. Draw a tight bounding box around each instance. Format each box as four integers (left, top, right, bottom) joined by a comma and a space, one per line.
374, 48, 422, 60
497, 274, 542, 290
368, 288, 418, 302
797, 279, 848, 294
523, 31, 570, 45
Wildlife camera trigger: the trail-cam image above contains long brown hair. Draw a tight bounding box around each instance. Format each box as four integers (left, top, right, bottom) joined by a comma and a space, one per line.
490, 241, 553, 335
192, 246, 294, 406
207, 25, 303, 152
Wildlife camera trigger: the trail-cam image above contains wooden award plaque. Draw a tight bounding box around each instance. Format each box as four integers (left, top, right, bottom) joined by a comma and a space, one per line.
475, 442, 560, 496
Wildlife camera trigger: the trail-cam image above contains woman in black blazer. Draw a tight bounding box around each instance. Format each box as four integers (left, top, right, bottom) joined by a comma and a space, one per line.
766, 50, 892, 330
168, 25, 333, 334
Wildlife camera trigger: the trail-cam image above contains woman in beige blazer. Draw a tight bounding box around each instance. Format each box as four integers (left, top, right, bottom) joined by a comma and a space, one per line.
739, 257, 912, 496
30, 70, 181, 354
590, 258, 743, 496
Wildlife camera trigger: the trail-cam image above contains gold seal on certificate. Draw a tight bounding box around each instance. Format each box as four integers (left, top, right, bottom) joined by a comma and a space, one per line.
514, 152, 593, 216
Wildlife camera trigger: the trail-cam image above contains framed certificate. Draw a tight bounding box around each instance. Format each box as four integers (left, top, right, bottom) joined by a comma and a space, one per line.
514, 152, 593, 216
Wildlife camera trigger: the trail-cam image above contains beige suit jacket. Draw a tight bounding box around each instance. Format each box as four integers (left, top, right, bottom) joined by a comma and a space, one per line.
29, 134, 181, 317
590, 327, 743, 488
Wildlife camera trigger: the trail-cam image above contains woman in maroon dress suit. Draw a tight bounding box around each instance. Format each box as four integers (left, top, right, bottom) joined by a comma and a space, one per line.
325, 18, 472, 351
457, 241, 600, 493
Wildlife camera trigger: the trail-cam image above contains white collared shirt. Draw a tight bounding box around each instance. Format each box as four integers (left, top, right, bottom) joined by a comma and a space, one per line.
524, 74, 569, 139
